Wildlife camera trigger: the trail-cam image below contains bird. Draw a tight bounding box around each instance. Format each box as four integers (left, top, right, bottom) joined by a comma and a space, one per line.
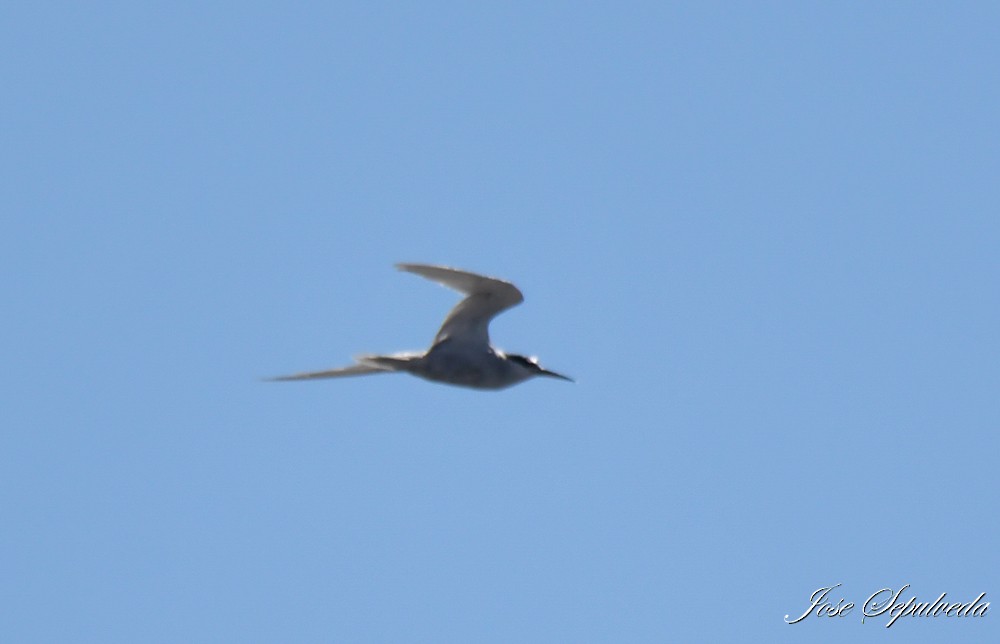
268, 263, 573, 390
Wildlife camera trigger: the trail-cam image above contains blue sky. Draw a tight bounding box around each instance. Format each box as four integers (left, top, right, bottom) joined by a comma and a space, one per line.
3, 2, 997, 642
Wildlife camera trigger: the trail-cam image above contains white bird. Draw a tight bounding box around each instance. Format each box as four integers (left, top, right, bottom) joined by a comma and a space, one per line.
269, 263, 573, 390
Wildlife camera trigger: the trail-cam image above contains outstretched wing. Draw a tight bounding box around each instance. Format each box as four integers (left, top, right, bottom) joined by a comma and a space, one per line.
397, 263, 524, 349
265, 363, 388, 381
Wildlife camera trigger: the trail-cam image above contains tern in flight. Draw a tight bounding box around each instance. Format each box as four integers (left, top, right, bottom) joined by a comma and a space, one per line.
269, 263, 573, 390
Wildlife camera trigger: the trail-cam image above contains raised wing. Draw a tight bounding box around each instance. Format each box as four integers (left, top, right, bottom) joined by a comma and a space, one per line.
397, 263, 524, 349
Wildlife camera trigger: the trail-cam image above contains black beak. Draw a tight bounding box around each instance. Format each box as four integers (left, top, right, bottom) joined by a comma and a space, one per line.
539, 368, 574, 382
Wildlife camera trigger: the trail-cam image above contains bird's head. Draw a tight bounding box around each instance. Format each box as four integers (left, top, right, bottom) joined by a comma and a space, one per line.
505, 353, 573, 383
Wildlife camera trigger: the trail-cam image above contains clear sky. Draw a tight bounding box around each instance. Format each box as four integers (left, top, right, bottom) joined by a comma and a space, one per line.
3, 2, 997, 643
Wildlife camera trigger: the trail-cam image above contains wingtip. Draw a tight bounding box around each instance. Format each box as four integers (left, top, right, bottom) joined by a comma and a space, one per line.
396, 261, 441, 273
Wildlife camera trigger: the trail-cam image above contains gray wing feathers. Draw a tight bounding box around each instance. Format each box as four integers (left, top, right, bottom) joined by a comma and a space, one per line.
396, 263, 524, 347
266, 363, 388, 381
268, 264, 524, 383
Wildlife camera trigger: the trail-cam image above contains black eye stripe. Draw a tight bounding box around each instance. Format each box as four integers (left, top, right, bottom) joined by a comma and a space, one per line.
508, 354, 538, 369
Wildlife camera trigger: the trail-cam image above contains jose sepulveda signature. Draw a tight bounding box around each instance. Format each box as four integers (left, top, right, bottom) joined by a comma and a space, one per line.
785, 584, 989, 628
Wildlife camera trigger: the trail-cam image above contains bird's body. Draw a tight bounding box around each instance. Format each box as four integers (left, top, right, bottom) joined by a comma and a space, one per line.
270, 263, 572, 390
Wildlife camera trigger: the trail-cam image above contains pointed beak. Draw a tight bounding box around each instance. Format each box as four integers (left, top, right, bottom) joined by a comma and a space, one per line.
539, 368, 574, 382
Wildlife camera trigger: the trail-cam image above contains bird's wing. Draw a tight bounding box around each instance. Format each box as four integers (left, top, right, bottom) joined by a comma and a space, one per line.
265, 363, 388, 381
396, 263, 524, 348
